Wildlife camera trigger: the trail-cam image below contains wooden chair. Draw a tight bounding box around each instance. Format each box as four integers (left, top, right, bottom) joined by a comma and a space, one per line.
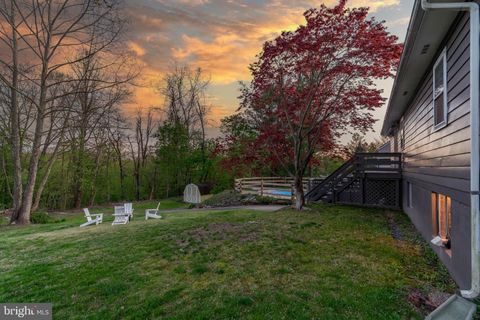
80, 208, 103, 227
112, 205, 129, 225
145, 202, 162, 220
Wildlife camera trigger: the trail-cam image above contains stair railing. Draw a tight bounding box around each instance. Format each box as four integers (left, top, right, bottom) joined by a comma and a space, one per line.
306, 153, 402, 202
306, 155, 356, 200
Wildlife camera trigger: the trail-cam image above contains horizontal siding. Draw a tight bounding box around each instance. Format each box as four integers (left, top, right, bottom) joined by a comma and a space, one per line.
404, 102, 470, 154
400, 12, 471, 194
402, 14, 469, 134
402, 58, 470, 148
404, 166, 469, 180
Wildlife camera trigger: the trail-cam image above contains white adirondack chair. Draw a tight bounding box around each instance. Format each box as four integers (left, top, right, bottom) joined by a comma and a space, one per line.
124, 202, 134, 220
80, 208, 103, 227
145, 202, 162, 220
112, 205, 129, 225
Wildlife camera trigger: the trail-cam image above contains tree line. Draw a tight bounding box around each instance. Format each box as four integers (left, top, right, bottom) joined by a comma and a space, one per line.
0, 0, 402, 224
0, 0, 230, 224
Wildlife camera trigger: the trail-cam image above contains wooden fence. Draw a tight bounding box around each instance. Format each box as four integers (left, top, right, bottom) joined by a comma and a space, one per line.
235, 177, 324, 200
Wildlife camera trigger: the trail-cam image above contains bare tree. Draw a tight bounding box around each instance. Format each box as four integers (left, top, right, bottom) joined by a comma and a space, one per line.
68, 49, 133, 208
107, 111, 128, 200
158, 65, 210, 142
157, 65, 211, 183
31, 96, 72, 212
0, 0, 131, 222
128, 109, 154, 201
88, 121, 110, 206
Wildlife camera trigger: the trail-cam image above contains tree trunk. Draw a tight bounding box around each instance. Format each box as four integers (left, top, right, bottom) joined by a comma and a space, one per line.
31, 119, 68, 212
31, 153, 58, 212
118, 157, 125, 200
294, 174, 305, 210
134, 168, 140, 201
17, 95, 47, 223
89, 189, 97, 207
1, 146, 12, 201
197, 101, 208, 182
149, 166, 157, 200
63, 153, 74, 210
72, 153, 84, 209
9, 4, 23, 223
106, 152, 111, 202
72, 129, 86, 209
16, 57, 52, 223
60, 152, 67, 210
17, 121, 44, 223
88, 148, 102, 206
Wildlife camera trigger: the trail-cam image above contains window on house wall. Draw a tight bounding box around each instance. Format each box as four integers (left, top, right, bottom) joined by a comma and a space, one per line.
433, 49, 448, 129
431, 192, 452, 249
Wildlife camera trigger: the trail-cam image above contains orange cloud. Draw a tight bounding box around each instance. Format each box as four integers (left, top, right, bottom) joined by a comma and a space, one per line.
168, 10, 308, 84
176, 0, 210, 5
351, 0, 400, 12
128, 42, 147, 57
167, 0, 400, 85
124, 0, 403, 129
171, 33, 258, 83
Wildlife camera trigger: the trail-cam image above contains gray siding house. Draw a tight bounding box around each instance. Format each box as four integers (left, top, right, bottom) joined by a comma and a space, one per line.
381, 0, 480, 297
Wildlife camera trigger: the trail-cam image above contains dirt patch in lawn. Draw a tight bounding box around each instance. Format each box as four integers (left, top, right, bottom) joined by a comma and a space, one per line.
175, 221, 260, 251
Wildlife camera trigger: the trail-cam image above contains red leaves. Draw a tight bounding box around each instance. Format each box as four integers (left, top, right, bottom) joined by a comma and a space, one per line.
224, 0, 402, 177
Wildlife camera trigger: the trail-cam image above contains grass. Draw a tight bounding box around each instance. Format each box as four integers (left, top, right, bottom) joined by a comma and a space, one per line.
0, 203, 455, 319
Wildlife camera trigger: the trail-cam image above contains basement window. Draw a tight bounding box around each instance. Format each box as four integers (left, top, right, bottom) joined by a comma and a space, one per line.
433, 49, 448, 129
431, 192, 452, 250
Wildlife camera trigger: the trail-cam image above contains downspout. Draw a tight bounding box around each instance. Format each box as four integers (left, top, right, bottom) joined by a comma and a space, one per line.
421, 0, 480, 299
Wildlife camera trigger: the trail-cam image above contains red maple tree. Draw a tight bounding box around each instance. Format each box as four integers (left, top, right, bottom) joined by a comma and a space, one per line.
240, 0, 402, 209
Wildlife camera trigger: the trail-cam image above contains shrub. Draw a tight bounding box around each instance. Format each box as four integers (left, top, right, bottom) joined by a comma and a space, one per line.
30, 212, 64, 224
201, 190, 283, 207
30, 212, 52, 224
202, 190, 243, 207
254, 195, 277, 204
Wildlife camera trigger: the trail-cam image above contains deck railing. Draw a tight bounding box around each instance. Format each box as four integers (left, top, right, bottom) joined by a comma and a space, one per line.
306, 152, 402, 209
235, 177, 324, 200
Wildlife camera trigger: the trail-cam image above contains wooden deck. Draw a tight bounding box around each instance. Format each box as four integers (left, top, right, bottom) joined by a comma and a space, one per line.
306, 153, 403, 209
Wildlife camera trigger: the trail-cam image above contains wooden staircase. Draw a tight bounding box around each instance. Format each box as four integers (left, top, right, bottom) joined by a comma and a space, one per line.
306, 153, 402, 209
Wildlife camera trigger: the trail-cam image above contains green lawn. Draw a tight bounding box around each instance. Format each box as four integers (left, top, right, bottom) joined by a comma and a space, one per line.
0, 203, 455, 319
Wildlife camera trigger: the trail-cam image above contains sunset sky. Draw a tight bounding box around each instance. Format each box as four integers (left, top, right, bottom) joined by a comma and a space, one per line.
124, 0, 415, 141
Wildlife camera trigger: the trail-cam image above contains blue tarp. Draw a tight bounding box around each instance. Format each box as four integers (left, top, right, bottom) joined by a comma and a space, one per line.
268, 190, 292, 196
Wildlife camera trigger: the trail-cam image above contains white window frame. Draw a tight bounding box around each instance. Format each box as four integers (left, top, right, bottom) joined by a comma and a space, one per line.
431, 192, 452, 252
436, 195, 450, 240
432, 49, 448, 131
